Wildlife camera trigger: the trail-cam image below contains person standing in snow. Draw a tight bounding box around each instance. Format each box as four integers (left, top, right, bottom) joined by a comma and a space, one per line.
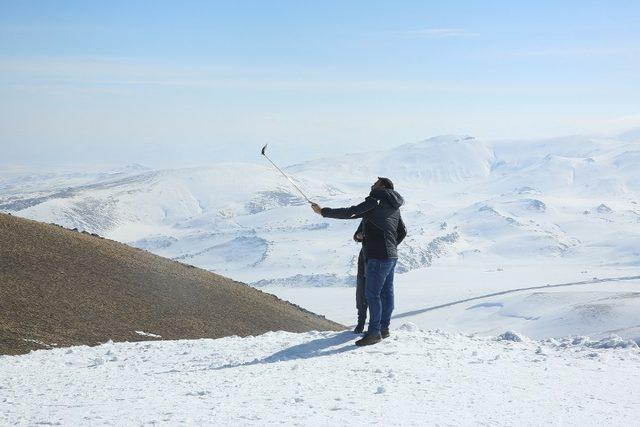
353, 221, 367, 334
311, 177, 407, 346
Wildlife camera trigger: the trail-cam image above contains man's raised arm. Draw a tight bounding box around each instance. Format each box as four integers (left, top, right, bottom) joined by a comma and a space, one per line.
311, 196, 379, 219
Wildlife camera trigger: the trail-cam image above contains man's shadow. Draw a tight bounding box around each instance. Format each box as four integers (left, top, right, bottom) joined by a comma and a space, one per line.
214, 330, 357, 370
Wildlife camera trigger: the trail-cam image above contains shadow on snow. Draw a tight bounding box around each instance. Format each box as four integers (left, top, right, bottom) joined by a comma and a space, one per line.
214, 330, 357, 370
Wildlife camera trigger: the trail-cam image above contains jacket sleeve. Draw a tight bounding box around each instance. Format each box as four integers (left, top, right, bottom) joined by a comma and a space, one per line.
321, 196, 379, 220
353, 220, 364, 241
397, 215, 407, 245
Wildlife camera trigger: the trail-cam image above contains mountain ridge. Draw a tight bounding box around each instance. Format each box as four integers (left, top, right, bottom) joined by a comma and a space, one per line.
0, 213, 343, 355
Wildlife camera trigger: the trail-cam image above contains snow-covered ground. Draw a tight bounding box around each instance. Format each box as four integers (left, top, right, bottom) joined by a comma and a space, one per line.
2, 325, 639, 425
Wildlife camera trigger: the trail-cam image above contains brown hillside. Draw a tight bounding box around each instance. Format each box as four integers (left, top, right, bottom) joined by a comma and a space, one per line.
0, 213, 343, 355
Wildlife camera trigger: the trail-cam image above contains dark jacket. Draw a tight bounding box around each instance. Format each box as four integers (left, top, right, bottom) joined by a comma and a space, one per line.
322, 188, 407, 259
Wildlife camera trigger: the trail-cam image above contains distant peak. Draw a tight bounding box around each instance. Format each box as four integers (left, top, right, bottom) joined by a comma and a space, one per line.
615, 127, 640, 142
419, 135, 476, 144
107, 164, 151, 174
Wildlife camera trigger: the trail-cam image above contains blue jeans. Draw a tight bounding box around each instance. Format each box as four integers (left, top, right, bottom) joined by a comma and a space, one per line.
365, 258, 397, 335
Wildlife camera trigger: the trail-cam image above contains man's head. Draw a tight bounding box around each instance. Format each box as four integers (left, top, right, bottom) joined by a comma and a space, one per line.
371, 177, 394, 191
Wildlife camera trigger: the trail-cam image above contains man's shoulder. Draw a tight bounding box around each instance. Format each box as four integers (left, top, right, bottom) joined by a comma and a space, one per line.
366, 189, 387, 205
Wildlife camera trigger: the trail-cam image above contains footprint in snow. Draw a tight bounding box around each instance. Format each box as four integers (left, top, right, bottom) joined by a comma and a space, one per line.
186, 390, 210, 396
375, 386, 386, 394
88, 357, 105, 367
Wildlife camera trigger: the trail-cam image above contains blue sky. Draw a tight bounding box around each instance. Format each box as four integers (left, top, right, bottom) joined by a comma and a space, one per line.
1, 1, 639, 167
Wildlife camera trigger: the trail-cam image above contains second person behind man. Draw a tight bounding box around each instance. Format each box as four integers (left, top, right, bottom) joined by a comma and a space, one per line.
311, 177, 406, 346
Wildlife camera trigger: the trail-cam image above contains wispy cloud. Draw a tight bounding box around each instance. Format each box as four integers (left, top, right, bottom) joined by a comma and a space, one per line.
503, 45, 640, 58
394, 28, 479, 38
0, 56, 623, 96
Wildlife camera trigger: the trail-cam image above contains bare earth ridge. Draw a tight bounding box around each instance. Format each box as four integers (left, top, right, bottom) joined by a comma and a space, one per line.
0, 213, 343, 355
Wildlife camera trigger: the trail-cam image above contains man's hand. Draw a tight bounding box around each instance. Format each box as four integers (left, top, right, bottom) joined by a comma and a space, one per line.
310, 202, 322, 215
354, 232, 364, 242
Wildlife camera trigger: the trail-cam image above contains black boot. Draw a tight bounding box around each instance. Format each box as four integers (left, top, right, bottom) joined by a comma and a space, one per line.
353, 323, 365, 334
355, 333, 382, 347
381, 328, 390, 339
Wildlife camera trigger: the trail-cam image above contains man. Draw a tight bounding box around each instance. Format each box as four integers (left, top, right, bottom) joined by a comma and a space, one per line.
353, 221, 367, 334
311, 177, 406, 346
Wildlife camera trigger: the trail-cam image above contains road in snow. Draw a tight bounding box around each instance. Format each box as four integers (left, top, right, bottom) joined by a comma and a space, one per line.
2, 326, 639, 425
267, 264, 640, 341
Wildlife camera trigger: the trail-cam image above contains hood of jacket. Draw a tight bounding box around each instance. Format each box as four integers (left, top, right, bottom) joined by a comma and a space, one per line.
370, 188, 404, 209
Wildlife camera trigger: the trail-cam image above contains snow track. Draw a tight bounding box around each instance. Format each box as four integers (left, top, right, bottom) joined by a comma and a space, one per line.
392, 275, 640, 320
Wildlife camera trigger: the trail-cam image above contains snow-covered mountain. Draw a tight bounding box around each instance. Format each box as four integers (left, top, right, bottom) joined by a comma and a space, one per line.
4, 134, 639, 280
2, 133, 640, 339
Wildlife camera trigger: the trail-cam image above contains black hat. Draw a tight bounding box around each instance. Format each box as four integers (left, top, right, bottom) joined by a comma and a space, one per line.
377, 177, 394, 190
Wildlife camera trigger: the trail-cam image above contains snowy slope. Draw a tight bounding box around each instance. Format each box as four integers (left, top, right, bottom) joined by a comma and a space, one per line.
286, 135, 495, 186
2, 326, 639, 425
